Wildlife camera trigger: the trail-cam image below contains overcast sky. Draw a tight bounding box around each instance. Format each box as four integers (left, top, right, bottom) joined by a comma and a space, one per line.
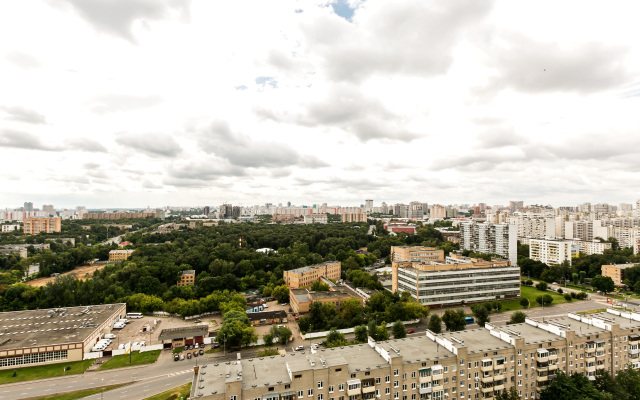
1, 0, 639, 209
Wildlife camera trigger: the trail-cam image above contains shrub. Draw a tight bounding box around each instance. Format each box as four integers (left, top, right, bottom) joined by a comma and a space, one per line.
557, 288, 563, 294
570, 292, 577, 299
563, 293, 572, 302
535, 282, 548, 291
576, 291, 588, 300
525, 280, 534, 286
519, 298, 530, 308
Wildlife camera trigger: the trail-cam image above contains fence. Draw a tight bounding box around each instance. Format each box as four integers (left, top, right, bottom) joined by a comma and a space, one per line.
302, 319, 420, 339
83, 352, 102, 360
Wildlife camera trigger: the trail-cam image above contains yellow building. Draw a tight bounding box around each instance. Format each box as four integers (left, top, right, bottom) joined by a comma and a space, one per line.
108, 249, 134, 262
23, 217, 61, 234
391, 246, 445, 264
177, 270, 196, 286
602, 263, 637, 286
341, 213, 367, 222
283, 261, 341, 289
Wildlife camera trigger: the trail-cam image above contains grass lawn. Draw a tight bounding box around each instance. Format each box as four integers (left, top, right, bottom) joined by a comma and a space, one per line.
142, 382, 192, 400
172, 347, 183, 354
0, 359, 94, 385
99, 350, 161, 370
499, 286, 570, 312
31, 384, 128, 400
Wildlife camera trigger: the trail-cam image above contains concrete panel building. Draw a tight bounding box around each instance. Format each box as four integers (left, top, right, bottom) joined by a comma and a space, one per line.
0, 304, 126, 369
601, 263, 637, 286
391, 246, 445, 264
284, 262, 341, 289
191, 309, 640, 400
23, 217, 61, 234
342, 213, 367, 223
459, 222, 517, 264
177, 270, 196, 286
290, 286, 363, 314
529, 239, 573, 266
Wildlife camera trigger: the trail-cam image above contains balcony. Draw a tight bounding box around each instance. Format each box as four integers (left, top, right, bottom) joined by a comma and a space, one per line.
481, 386, 494, 394
481, 376, 494, 384
493, 384, 505, 391
549, 364, 558, 371
536, 375, 549, 382
548, 354, 558, 361
595, 351, 606, 358
431, 384, 443, 392
493, 372, 505, 381
585, 347, 596, 354
586, 356, 596, 363
586, 365, 596, 372
362, 387, 375, 394
419, 387, 432, 395
629, 347, 639, 355
419, 375, 432, 383
347, 388, 361, 397
481, 360, 493, 373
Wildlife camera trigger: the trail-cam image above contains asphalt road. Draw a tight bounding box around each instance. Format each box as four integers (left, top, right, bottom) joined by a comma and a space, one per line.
0, 295, 618, 400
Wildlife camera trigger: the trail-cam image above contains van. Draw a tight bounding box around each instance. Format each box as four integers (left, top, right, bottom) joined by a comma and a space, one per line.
104, 334, 116, 339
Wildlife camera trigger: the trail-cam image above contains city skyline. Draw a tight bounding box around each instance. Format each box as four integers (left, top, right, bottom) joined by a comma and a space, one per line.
1, 1, 640, 208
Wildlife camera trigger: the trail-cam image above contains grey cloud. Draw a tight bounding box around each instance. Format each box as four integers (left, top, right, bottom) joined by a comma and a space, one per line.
198, 120, 329, 168
115, 132, 182, 157
257, 84, 421, 142
476, 126, 528, 149
3, 51, 42, 70
56, 0, 190, 43
0, 106, 47, 124
86, 94, 164, 114
165, 159, 245, 188
299, 1, 493, 82
481, 33, 632, 94
66, 138, 107, 152
143, 180, 163, 189
0, 129, 54, 151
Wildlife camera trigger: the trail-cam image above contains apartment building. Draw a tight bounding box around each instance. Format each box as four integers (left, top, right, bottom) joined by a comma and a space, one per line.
507, 216, 555, 239
529, 239, 573, 266
22, 217, 61, 234
304, 214, 329, 224
601, 263, 637, 286
342, 213, 367, 223
571, 240, 612, 256
606, 227, 640, 250
459, 222, 517, 264
177, 270, 196, 286
564, 220, 607, 242
429, 205, 446, 220
284, 262, 342, 289
392, 259, 520, 306
191, 309, 640, 400
391, 246, 445, 264
83, 212, 156, 219
108, 249, 134, 262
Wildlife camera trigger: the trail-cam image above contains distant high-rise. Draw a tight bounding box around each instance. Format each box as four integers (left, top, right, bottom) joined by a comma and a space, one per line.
24, 202, 33, 212
203, 206, 210, 216
460, 222, 517, 264
365, 199, 373, 213
42, 205, 55, 216
509, 201, 523, 213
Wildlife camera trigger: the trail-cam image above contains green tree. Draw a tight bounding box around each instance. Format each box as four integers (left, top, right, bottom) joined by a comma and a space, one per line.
442, 309, 466, 332
614, 365, 640, 400
572, 273, 579, 285
269, 325, 292, 345
509, 311, 527, 325
579, 271, 587, 284
519, 298, 530, 308
392, 320, 406, 339
471, 304, 490, 327
310, 280, 330, 291
495, 387, 521, 400
564, 293, 572, 302
591, 275, 615, 294
326, 328, 347, 347
367, 320, 378, 341
271, 285, 290, 303
535, 294, 554, 306
428, 314, 442, 334
376, 324, 389, 341
354, 325, 368, 343
535, 282, 548, 291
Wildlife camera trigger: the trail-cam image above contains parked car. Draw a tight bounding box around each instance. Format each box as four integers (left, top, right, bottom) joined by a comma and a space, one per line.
132, 342, 139, 347
407, 329, 415, 334
140, 341, 146, 346
193, 351, 198, 357
104, 334, 117, 339
199, 349, 204, 355
187, 352, 192, 359
213, 343, 220, 349
180, 354, 185, 360
194, 343, 199, 349
295, 346, 304, 351
263, 304, 269, 308
174, 354, 179, 361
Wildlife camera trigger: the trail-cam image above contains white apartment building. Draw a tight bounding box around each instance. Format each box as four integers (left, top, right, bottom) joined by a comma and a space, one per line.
606, 226, 640, 250
428, 205, 446, 220
507, 216, 555, 239
571, 239, 612, 256
460, 222, 517, 264
529, 238, 573, 266
564, 220, 607, 241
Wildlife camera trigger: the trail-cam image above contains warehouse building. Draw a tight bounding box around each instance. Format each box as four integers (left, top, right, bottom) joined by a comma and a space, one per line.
0, 303, 126, 369
191, 309, 640, 400
158, 325, 209, 349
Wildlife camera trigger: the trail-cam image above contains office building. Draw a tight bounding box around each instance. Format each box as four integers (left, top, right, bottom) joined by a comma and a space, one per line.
384, 223, 418, 235
391, 246, 445, 264
392, 257, 519, 306
177, 270, 196, 286
108, 249, 134, 262
459, 222, 517, 264
0, 304, 126, 370
191, 309, 640, 400
601, 263, 637, 287
284, 262, 341, 289
23, 217, 61, 234
529, 239, 573, 266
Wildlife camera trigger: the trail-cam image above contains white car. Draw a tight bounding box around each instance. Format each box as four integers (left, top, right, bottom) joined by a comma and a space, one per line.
104, 334, 117, 339
132, 342, 139, 347
140, 341, 146, 346
263, 304, 269, 308
194, 343, 199, 349
295, 346, 304, 351
119, 344, 125, 350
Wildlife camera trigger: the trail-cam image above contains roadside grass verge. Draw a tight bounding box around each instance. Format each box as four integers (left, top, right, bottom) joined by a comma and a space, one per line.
142, 382, 192, 400
99, 350, 160, 370
0, 359, 94, 385
30, 383, 128, 400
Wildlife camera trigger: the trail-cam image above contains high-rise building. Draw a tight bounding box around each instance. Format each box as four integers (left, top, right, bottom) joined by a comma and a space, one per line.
509, 200, 523, 212
429, 204, 446, 219
23, 202, 33, 212
42, 205, 55, 216
203, 206, 210, 216
459, 222, 517, 264
364, 199, 373, 213
529, 238, 573, 266
23, 217, 61, 234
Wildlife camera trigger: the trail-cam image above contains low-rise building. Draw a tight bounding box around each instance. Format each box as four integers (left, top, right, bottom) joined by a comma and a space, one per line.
601, 263, 637, 286
0, 304, 126, 370
284, 262, 341, 289
247, 310, 288, 326
177, 270, 196, 286
1, 224, 21, 233
391, 246, 445, 264
23, 217, 61, 234
304, 214, 328, 224
384, 223, 418, 235
108, 249, 134, 262
158, 325, 209, 348
289, 285, 363, 314
191, 309, 640, 400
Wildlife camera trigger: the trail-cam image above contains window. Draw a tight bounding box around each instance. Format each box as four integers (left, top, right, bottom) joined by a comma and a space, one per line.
286, 385, 291, 389
394, 369, 399, 376
318, 395, 323, 400
319, 382, 324, 389
444, 366, 448, 373
231, 397, 237, 400
411, 383, 416, 390
412, 371, 416, 378
394, 381, 399, 388
299, 391, 304, 398
329, 386, 334, 393
269, 388, 275, 392
336, 368, 342, 372
386, 376, 390, 383
375, 378, 381, 385
402, 384, 407, 391
403, 373, 407, 379
351, 374, 357, 378
385, 388, 390, 395
309, 390, 314, 397
339, 385, 344, 392
394, 392, 399, 399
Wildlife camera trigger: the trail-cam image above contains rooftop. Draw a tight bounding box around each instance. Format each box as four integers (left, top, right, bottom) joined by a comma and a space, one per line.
590, 312, 640, 330
246, 310, 287, 321
542, 316, 608, 337
0, 304, 125, 350
158, 325, 209, 341
181, 270, 196, 275
496, 323, 564, 345
442, 328, 513, 353
286, 261, 340, 275
603, 263, 638, 269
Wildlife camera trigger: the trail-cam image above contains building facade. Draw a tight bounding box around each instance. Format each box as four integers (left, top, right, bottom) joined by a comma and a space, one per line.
459, 222, 517, 264
342, 213, 367, 223
192, 309, 640, 400
391, 246, 445, 264
108, 249, 134, 262
529, 239, 573, 266
177, 270, 196, 286
23, 217, 61, 234
601, 263, 637, 286
304, 214, 329, 224
284, 262, 342, 289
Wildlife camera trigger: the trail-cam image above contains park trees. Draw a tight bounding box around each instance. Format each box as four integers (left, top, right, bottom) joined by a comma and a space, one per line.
442, 309, 466, 332
392, 321, 406, 339
428, 314, 442, 334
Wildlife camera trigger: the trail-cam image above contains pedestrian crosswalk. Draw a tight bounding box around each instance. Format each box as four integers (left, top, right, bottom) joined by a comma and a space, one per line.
167, 369, 192, 377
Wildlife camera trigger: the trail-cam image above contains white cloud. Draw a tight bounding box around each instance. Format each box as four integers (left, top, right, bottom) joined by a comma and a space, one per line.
0, 0, 639, 208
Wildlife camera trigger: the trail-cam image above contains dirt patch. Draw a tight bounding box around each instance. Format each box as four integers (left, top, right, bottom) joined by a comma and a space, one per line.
25, 263, 110, 287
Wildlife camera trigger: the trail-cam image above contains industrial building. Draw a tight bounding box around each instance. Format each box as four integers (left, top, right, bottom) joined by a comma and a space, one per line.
0, 303, 126, 369
191, 309, 640, 400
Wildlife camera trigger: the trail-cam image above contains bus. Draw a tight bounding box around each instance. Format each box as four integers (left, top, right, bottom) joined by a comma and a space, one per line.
126, 312, 143, 319
465, 317, 475, 325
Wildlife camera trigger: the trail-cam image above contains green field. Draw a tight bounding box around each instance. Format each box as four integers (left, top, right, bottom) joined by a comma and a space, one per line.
31, 384, 128, 400
99, 350, 161, 370
498, 285, 571, 311
142, 382, 192, 400
0, 359, 94, 385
